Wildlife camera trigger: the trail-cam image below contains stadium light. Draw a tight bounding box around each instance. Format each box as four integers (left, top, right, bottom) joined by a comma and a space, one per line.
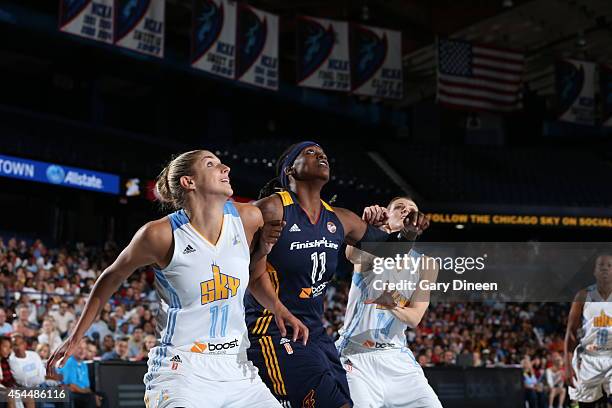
361, 5, 370, 21
502, 0, 513, 8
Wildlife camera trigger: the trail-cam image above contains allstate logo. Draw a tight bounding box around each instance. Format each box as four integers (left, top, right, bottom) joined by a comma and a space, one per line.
46, 165, 65, 184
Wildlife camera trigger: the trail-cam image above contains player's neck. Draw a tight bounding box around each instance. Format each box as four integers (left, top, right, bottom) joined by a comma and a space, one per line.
185, 196, 226, 245
291, 183, 323, 223
597, 283, 612, 299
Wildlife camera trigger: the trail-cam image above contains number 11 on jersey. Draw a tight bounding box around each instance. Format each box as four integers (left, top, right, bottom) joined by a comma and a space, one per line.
310, 252, 327, 284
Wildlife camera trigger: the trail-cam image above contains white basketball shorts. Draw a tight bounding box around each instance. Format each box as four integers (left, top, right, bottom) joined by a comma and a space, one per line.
143, 346, 282, 408
341, 349, 442, 408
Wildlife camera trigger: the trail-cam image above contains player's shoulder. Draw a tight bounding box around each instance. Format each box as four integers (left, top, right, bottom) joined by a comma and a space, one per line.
253, 193, 283, 220
574, 288, 589, 302
137, 216, 173, 248
233, 202, 264, 228
330, 206, 355, 222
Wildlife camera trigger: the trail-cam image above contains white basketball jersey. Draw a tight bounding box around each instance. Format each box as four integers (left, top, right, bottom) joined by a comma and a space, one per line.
580, 285, 612, 352
337, 250, 420, 356
151, 202, 251, 355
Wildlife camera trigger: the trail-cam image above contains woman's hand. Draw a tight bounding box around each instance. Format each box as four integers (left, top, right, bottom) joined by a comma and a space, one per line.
362, 205, 388, 228
46, 336, 79, 374
272, 302, 309, 346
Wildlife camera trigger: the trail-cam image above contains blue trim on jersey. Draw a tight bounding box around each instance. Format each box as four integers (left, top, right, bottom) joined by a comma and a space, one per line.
144, 346, 167, 387
154, 269, 182, 346
337, 274, 369, 355
223, 200, 239, 217
401, 347, 419, 367
144, 347, 160, 385
168, 209, 189, 231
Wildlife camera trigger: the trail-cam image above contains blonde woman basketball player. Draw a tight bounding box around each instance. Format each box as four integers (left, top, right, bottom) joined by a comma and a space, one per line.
337, 197, 442, 408
48, 150, 308, 408
566, 252, 612, 407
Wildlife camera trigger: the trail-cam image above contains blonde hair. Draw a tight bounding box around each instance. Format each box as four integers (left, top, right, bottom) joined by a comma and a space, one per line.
155, 150, 205, 210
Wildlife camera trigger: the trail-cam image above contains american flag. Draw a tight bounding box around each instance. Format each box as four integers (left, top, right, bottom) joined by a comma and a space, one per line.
437, 38, 525, 112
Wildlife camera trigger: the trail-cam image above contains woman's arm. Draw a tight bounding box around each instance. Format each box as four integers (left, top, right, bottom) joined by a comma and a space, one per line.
238, 201, 309, 345
237, 202, 284, 313
366, 256, 438, 328
565, 289, 585, 387
47, 219, 172, 370
334, 207, 429, 246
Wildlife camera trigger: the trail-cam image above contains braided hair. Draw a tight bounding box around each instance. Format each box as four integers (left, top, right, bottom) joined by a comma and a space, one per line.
258, 143, 297, 199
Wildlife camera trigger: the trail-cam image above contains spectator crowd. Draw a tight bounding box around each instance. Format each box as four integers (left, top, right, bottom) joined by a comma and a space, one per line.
0, 236, 571, 407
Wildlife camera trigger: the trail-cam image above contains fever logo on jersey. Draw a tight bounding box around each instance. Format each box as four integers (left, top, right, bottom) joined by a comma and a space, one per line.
302, 389, 316, 408
200, 264, 241, 305
594, 310, 612, 327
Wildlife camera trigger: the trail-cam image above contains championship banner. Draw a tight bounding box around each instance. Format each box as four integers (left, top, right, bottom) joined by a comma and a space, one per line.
556, 59, 596, 125
235, 4, 279, 90
350, 24, 402, 99
191, 0, 237, 79
601, 64, 612, 127
296, 16, 350, 92
114, 0, 165, 57
58, 0, 113, 43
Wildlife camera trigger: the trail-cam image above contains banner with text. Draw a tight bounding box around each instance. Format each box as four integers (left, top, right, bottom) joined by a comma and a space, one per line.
0, 154, 119, 194
601, 64, 612, 127
59, 0, 114, 43
556, 59, 596, 125
296, 16, 350, 92
428, 212, 612, 229
114, 0, 165, 57
191, 0, 236, 79
235, 4, 279, 90
350, 24, 402, 99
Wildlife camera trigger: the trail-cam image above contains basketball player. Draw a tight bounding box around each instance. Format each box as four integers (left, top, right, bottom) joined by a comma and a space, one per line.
337, 197, 442, 408
245, 142, 429, 408
47, 150, 308, 408
565, 252, 612, 407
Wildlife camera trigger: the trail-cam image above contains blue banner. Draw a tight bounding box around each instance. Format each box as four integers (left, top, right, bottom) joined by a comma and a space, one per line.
0, 154, 119, 195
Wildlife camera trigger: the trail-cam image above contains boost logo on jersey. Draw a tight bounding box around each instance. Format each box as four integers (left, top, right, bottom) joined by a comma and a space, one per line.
190, 339, 240, 355
362, 340, 396, 349
299, 281, 328, 299
200, 264, 240, 305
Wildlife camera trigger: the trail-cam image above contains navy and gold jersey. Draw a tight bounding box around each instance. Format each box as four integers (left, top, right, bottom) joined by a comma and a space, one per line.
245, 190, 345, 338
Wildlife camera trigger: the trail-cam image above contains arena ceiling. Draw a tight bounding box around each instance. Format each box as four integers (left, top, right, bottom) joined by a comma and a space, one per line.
9, 0, 612, 107
402, 0, 612, 105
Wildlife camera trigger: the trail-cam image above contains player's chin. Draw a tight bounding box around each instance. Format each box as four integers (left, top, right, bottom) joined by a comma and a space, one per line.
314, 167, 330, 180
216, 183, 233, 197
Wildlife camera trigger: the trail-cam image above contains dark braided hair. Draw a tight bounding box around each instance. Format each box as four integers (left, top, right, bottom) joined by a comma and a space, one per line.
258, 143, 298, 199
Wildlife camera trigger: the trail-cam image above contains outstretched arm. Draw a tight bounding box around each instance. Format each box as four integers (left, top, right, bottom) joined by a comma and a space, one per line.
47, 220, 172, 371
334, 207, 429, 246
